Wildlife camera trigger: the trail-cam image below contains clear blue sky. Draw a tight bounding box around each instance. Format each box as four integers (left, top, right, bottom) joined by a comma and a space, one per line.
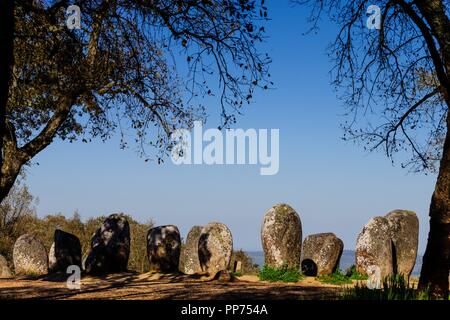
26, 2, 436, 254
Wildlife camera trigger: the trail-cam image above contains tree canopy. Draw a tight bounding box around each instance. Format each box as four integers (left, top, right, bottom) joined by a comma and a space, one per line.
297, 0, 449, 172
1, 0, 271, 200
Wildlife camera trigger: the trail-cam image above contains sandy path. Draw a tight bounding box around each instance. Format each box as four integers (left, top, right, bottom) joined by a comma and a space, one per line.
0, 273, 345, 300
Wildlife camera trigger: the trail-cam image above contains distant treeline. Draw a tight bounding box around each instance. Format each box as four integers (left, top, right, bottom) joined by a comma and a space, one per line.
0, 184, 258, 274
0, 184, 153, 272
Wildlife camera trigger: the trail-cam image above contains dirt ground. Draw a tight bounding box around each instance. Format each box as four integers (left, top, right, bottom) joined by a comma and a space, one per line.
0, 273, 346, 300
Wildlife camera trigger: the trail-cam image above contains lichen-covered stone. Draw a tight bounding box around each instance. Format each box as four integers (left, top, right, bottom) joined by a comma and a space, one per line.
301, 233, 343, 276
48, 229, 82, 273
13, 234, 48, 275
147, 225, 181, 272
386, 210, 419, 279
84, 213, 130, 275
261, 204, 302, 269
356, 217, 393, 279
181, 226, 203, 274
0, 255, 13, 278
198, 222, 233, 275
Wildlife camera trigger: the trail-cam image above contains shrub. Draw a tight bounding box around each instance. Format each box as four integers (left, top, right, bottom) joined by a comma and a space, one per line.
0, 184, 155, 274
0, 185, 37, 266
258, 264, 303, 283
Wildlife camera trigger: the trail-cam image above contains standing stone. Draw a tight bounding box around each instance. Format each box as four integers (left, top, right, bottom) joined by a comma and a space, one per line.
48, 229, 82, 273
385, 210, 419, 279
147, 225, 181, 272
181, 226, 203, 274
0, 255, 13, 278
84, 213, 130, 275
261, 204, 302, 269
198, 222, 233, 275
356, 217, 393, 279
13, 234, 48, 275
300, 233, 344, 276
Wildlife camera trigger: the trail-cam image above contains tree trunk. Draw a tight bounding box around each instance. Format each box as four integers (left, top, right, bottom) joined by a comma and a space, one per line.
419, 107, 450, 299
0, 0, 15, 202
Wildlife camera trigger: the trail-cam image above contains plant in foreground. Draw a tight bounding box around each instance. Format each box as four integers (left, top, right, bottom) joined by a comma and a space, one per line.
342, 274, 436, 300
317, 269, 353, 285
258, 264, 304, 283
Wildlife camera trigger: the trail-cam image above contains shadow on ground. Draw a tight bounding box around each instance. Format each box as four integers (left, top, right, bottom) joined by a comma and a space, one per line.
0, 273, 341, 300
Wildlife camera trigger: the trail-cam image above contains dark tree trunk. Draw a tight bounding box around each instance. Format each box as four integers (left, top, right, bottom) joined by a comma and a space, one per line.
414, 0, 450, 299
419, 106, 450, 299
0, 0, 15, 203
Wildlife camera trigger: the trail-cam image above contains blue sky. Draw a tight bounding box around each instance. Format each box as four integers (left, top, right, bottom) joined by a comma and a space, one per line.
25, 2, 436, 254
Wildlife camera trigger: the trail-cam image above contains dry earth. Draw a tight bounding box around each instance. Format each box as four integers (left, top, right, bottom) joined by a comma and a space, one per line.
0, 273, 346, 300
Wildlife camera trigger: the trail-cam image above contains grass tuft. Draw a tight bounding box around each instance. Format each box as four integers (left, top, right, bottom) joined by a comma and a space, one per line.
258, 264, 303, 283
345, 265, 368, 280
316, 269, 353, 285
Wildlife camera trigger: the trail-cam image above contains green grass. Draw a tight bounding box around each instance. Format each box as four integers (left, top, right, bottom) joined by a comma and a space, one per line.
316, 266, 367, 285
346, 265, 368, 280
258, 264, 304, 283
341, 274, 433, 300
316, 269, 353, 285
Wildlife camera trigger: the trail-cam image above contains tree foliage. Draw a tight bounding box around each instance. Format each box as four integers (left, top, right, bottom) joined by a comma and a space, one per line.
296, 0, 449, 172
0, 184, 37, 263
0, 184, 155, 273
296, 0, 450, 298
1, 0, 271, 201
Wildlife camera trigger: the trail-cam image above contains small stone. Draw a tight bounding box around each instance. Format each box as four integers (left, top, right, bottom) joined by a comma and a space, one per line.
198, 222, 233, 275
301, 233, 343, 276
233, 260, 242, 273
147, 225, 181, 273
13, 234, 48, 275
261, 204, 302, 269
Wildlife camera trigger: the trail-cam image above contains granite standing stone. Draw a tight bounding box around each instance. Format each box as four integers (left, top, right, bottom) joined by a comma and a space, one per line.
261, 204, 302, 269
181, 226, 203, 274
147, 225, 181, 272
48, 229, 82, 273
356, 217, 393, 279
198, 222, 233, 275
13, 234, 48, 275
84, 213, 130, 275
301, 233, 344, 276
386, 210, 419, 279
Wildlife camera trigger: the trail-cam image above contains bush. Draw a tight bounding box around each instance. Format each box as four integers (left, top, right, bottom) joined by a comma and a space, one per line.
258, 264, 303, 283
0, 185, 37, 266
29, 212, 154, 273
1, 184, 155, 273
